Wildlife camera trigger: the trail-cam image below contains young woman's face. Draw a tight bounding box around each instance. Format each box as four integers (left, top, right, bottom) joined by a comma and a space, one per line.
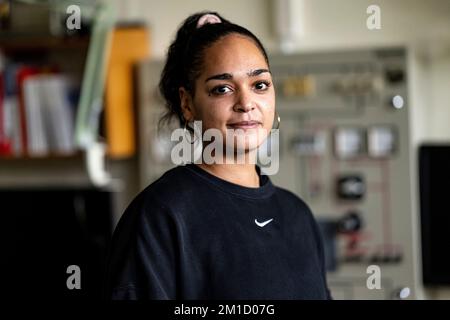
183, 33, 276, 153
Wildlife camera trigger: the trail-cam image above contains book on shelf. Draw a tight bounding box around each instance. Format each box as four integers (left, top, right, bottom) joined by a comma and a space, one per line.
0, 60, 79, 158
26, 74, 77, 156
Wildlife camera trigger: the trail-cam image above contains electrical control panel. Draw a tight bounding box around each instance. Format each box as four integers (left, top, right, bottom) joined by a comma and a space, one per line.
137, 48, 416, 299
268, 48, 415, 299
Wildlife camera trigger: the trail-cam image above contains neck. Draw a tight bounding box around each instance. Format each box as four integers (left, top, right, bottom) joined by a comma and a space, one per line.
196, 162, 260, 188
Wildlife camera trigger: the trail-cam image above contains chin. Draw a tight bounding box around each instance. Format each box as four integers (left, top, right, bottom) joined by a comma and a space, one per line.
230, 133, 264, 153
222, 126, 270, 154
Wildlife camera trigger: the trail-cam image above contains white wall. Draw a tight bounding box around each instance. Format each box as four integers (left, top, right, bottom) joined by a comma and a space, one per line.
428, 49, 450, 140
111, 0, 272, 59
274, 0, 450, 51
114, 0, 450, 299
112, 0, 450, 57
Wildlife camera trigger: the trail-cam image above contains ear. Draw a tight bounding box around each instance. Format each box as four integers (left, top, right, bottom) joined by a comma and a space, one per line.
179, 87, 195, 122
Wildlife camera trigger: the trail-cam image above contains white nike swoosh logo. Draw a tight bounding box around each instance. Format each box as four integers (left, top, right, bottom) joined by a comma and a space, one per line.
255, 218, 273, 227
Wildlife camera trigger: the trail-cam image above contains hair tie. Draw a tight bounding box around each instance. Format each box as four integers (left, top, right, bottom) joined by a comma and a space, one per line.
196, 13, 222, 29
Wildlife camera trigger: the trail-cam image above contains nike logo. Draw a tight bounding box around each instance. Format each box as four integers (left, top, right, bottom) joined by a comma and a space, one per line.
255, 218, 273, 227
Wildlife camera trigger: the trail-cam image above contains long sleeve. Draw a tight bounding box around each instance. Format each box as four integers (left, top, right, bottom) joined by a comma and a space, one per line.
104, 197, 180, 300
305, 204, 333, 300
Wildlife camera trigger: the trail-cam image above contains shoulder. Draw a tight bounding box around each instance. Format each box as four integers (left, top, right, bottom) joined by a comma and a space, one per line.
272, 186, 322, 235
115, 166, 190, 226
132, 164, 201, 211
273, 186, 314, 217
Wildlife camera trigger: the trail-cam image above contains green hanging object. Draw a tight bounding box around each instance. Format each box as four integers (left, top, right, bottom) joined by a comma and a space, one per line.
74, 3, 116, 149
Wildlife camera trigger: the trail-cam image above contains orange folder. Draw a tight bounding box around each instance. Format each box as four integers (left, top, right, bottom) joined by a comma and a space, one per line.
105, 25, 150, 158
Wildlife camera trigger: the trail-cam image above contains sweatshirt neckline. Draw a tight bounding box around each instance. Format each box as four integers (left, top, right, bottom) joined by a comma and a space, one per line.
182, 163, 275, 199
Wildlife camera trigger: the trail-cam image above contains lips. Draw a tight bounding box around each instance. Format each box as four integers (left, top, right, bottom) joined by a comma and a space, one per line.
227, 121, 262, 129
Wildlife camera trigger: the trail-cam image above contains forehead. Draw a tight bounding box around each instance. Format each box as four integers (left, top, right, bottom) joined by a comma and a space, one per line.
200, 34, 268, 76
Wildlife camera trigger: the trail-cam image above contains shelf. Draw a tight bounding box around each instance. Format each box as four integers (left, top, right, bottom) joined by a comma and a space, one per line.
0, 34, 90, 52
0, 151, 84, 161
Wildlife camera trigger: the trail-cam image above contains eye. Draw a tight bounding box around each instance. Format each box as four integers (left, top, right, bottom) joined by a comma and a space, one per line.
210, 85, 233, 95
254, 81, 271, 91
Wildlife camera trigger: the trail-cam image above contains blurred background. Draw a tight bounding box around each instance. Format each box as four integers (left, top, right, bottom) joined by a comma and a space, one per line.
0, 0, 449, 300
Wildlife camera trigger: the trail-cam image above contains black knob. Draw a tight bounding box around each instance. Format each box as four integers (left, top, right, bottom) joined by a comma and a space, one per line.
337, 211, 363, 233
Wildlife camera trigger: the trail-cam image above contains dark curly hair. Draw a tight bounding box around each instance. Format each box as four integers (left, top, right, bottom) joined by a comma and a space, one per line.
158, 11, 269, 133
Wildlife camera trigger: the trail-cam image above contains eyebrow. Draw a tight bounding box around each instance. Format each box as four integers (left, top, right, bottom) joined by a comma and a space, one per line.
205, 69, 271, 82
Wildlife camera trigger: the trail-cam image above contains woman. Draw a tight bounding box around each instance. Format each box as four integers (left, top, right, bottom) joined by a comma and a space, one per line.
104, 11, 331, 300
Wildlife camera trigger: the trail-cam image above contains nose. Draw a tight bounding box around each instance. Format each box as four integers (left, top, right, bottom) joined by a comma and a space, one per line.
233, 88, 255, 113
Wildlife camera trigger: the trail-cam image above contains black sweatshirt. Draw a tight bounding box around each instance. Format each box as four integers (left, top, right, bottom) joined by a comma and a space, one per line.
104, 163, 331, 300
